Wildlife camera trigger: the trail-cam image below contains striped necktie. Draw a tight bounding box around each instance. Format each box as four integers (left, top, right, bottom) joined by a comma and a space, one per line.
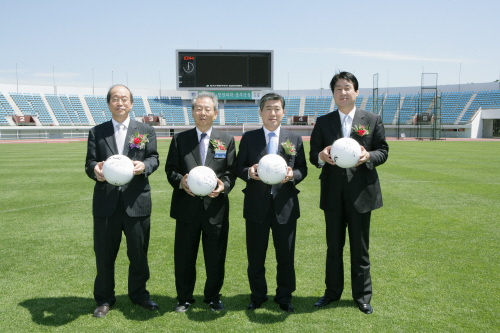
342, 115, 351, 138
199, 133, 207, 165
116, 123, 126, 154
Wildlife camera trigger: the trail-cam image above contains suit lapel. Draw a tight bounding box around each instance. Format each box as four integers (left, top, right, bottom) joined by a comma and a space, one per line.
103, 121, 119, 155
330, 110, 343, 141
257, 128, 268, 158
188, 128, 203, 166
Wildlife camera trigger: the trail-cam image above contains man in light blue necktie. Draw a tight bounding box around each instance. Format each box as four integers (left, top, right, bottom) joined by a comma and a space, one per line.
342, 114, 351, 138
236, 92, 308, 313
309, 71, 389, 315
267, 132, 277, 154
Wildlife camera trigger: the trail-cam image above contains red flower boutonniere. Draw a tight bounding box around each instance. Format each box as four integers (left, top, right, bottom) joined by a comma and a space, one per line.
129, 132, 149, 149
352, 124, 370, 137
281, 139, 297, 155
210, 139, 226, 151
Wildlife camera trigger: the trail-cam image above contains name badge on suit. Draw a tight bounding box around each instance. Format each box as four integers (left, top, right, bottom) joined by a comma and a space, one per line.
214, 150, 226, 159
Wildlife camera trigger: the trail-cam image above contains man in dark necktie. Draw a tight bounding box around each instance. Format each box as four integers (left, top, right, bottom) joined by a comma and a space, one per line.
166, 92, 236, 312
236, 92, 308, 313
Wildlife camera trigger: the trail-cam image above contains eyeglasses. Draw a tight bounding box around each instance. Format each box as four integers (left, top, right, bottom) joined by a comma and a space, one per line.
194, 108, 215, 113
110, 97, 130, 103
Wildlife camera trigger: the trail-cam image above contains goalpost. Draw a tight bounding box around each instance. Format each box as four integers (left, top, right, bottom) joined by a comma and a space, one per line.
242, 123, 262, 134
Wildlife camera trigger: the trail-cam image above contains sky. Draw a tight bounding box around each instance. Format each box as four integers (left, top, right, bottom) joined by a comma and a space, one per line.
1, 0, 499, 92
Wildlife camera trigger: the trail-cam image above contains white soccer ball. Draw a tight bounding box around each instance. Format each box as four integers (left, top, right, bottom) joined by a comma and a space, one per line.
257, 154, 288, 185
102, 155, 135, 186
187, 166, 218, 196
331, 138, 361, 168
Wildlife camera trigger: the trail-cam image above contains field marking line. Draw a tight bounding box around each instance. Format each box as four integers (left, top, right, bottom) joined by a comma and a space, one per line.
0, 190, 172, 214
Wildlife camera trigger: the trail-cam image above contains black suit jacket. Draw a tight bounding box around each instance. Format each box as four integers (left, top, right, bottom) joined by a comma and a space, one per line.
236, 128, 307, 224
85, 119, 159, 217
309, 109, 388, 213
165, 128, 236, 224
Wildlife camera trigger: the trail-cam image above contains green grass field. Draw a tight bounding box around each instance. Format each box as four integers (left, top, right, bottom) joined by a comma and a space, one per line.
1, 140, 499, 332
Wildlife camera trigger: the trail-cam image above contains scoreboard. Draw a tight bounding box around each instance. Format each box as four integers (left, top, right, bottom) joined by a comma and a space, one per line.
176, 50, 273, 90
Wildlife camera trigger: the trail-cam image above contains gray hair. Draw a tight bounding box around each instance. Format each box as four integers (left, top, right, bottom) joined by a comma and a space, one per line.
192, 91, 219, 111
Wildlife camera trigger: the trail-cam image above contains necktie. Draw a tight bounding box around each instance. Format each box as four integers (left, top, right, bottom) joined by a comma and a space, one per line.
342, 115, 351, 138
200, 133, 207, 165
267, 132, 277, 154
116, 124, 126, 154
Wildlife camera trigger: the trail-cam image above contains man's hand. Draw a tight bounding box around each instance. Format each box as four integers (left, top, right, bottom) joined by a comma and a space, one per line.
208, 178, 225, 198
94, 162, 106, 182
280, 166, 294, 183
132, 160, 146, 175
355, 146, 371, 167
248, 164, 261, 180
319, 145, 336, 165
180, 174, 196, 197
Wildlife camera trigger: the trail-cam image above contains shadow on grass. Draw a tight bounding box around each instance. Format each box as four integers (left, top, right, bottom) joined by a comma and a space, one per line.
19, 296, 95, 327
19, 294, 177, 327
19, 294, 359, 326
241, 296, 357, 324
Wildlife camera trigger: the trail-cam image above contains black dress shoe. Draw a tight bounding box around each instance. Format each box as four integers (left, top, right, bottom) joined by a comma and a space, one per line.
174, 302, 190, 313
247, 302, 262, 310
209, 300, 225, 311
93, 304, 110, 317
314, 296, 338, 307
135, 299, 159, 311
357, 303, 373, 314
279, 303, 294, 312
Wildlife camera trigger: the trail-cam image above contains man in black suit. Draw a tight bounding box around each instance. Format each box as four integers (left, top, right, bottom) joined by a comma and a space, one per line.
310, 72, 388, 314
85, 85, 160, 317
166, 92, 236, 312
236, 92, 307, 313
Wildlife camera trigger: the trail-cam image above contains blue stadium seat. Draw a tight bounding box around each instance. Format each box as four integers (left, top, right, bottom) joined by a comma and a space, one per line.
223, 105, 259, 125
0, 93, 15, 124
9, 93, 54, 125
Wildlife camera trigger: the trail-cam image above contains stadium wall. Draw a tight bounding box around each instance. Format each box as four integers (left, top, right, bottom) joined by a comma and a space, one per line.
3, 81, 500, 98
1, 82, 499, 140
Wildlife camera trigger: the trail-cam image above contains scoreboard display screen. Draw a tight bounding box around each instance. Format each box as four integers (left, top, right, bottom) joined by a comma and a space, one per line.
177, 50, 273, 90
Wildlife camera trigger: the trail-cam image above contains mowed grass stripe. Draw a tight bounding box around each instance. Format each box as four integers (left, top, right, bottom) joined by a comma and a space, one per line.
0, 140, 498, 332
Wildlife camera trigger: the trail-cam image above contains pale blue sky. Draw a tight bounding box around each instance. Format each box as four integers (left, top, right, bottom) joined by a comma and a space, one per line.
1, 0, 499, 91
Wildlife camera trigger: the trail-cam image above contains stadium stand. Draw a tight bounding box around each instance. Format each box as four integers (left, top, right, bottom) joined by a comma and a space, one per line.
283, 96, 300, 120
363, 95, 373, 112
84, 95, 110, 124
355, 95, 363, 110
148, 96, 186, 125
0, 93, 15, 125
46, 94, 88, 125
399, 94, 419, 124
303, 96, 333, 118
465, 90, 500, 123
220, 104, 258, 125
170, 97, 187, 124
130, 96, 147, 119
380, 94, 400, 124
440, 91, 473, 124
10, 93, 53, 125
1, 89, 499, 129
